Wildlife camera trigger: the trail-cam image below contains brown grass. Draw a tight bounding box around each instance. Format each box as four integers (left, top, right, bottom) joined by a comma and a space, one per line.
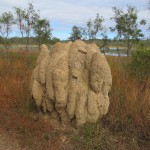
0, 51, 149, 150
105, 56, 150, 134
0, 51, 63, 150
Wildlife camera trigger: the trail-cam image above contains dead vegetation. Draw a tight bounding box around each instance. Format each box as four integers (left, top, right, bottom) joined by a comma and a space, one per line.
0, 50, 149, 150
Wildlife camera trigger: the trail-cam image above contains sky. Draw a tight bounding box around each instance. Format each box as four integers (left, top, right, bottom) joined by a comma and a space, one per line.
0, 0, 150, 40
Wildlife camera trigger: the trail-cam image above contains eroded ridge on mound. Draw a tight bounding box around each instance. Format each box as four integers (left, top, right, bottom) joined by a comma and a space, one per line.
30, 40, 112, 127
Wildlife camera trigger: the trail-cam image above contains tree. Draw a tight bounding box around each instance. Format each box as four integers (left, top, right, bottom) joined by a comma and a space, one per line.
34, 19, 52, 50
86, 19, 93, 39
111, 5, 146, 57
100, 32, 110, 48
14, 3, 39, 51
50, 37, 60, 45
110, 7, 124, 56
69, 26, 85, 41
24, 3, 39, 51
0, 11, 15, 49
86, 14, 105, 40
14, 7, 25, 37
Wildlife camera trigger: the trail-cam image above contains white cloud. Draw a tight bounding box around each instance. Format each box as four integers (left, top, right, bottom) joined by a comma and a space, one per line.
0, 0, 149, 39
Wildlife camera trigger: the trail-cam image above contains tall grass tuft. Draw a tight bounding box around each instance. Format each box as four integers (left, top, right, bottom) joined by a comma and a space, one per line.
104, 55, 150, 141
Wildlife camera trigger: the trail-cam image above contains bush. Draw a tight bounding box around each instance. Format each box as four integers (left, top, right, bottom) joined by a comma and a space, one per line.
129, 49, 150, 81
50, 37, 60, 45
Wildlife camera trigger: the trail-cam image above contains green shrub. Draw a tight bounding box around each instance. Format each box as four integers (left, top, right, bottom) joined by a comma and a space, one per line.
129, 49, 150, 81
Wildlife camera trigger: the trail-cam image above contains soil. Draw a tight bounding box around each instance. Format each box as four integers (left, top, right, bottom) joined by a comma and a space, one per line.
0, 131, 27, 150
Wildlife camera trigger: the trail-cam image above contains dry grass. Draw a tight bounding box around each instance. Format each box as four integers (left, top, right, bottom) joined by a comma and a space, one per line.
0, 51, 149, 150
104, 56, 150, 143
106, 56, 150, 132
74, 56, 150, 150
0, 51, 65, 150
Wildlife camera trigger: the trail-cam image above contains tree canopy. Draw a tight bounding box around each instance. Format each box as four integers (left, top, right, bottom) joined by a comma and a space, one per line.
111, 5, 146, 56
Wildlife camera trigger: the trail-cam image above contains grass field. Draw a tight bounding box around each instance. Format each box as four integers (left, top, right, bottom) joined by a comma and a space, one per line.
0, 50, 149, 150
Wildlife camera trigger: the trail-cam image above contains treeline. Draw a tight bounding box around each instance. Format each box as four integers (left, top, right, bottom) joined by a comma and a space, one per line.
69, 5, 150, 56
0, 2, 150, 54
0, 3, 57, 50
0, 36, 60, 46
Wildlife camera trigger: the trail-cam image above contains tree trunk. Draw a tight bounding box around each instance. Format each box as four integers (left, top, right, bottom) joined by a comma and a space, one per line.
38, 37, 41, 51
127, 39, 130, 57
38, 41, 41, 51
117, 46, 120, 57
26, 35, 30, 52
117, 46, 121, 62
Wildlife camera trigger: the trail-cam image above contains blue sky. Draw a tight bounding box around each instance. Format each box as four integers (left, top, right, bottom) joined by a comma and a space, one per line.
0, 0, 149, 40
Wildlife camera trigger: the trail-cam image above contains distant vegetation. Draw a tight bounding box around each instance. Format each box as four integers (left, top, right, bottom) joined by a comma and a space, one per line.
129, 48, 150, 80
0, 1, 150, 55
0, 3, 53, 51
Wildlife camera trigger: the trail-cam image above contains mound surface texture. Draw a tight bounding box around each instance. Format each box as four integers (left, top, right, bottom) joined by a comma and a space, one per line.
30, 40, 112, 127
